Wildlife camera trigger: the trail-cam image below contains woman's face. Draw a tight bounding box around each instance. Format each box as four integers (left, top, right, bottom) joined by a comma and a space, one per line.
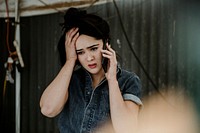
76, 34, 104, 75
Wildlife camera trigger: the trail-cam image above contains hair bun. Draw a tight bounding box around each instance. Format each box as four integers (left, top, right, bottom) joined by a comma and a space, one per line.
63, 8, 86, 32
61, 7, 110, 42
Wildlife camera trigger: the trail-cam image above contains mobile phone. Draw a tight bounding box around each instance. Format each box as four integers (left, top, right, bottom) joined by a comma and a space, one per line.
102, 42, 108, 72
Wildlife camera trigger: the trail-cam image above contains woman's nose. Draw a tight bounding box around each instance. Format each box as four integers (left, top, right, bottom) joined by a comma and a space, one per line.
86, 52, 94, 61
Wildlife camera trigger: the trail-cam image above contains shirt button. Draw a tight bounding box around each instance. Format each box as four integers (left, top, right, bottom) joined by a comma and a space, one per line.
87, 91, 90, 95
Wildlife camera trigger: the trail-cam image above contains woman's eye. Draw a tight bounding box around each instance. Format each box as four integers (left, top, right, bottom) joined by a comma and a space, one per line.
77, 51, 84, 55
91, 47, 98, 51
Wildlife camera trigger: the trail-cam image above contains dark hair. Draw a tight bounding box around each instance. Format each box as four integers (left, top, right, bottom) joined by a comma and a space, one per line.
58, 7, 110, 66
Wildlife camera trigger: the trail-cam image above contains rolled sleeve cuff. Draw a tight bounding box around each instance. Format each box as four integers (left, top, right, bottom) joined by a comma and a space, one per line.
123, 94, 143, 106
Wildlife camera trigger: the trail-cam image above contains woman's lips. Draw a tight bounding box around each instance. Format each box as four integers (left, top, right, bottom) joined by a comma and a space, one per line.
88, 63, 97, 69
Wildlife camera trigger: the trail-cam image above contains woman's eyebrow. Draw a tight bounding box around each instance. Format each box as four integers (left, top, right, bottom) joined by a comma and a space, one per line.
87, 44, 99, 49
76, 44, 99, 52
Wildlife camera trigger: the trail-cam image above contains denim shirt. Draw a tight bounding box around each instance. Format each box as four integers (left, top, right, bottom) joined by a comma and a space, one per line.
58, 67, 142, 133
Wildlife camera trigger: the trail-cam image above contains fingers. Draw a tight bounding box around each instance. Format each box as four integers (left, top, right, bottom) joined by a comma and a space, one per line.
65, 28, 79, 45
64, 28, 79, 61
101, 43, 117, 66
71, 31, 79, 43
101, 43, 116, 58
67, 27, 79, 39
106, 43, 115, 53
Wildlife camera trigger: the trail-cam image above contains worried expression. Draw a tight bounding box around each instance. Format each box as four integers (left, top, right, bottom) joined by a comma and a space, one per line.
76, 34, 104, 75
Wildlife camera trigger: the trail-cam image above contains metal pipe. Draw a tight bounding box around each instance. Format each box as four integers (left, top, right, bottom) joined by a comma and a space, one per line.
14, 0, 21, 133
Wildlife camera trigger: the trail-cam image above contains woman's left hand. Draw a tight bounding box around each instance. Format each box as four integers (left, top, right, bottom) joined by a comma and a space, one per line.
101, 43, 118, 81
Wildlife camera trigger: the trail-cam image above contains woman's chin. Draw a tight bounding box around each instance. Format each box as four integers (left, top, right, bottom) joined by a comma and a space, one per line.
87, 67, 104, 75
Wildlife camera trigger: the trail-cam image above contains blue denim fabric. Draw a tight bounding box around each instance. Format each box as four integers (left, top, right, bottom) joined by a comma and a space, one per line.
58, 67, 142, 133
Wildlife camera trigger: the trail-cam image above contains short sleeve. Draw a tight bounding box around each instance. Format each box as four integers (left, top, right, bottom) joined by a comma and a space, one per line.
122, 74, 143, 106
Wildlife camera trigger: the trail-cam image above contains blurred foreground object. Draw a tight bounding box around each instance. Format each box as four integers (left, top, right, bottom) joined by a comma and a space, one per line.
137, 88, 199, 133
94, 87, 199, 133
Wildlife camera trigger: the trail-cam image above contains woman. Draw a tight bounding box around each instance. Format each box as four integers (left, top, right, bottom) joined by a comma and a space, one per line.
40, 7, 142, 133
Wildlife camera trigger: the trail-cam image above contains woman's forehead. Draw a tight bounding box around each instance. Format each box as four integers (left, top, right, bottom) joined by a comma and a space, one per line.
76, 35, 103, 49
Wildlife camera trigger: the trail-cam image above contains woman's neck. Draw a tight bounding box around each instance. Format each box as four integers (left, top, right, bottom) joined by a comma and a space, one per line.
91, 69, 105, 88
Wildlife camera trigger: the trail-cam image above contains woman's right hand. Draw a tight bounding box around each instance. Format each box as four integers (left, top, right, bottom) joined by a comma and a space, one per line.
40, 28, 79, 117
65, 27, 79, 62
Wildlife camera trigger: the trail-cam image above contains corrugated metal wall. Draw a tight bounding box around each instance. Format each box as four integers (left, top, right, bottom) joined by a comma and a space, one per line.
20, 13, 62, 132
1, 0, 200, 132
